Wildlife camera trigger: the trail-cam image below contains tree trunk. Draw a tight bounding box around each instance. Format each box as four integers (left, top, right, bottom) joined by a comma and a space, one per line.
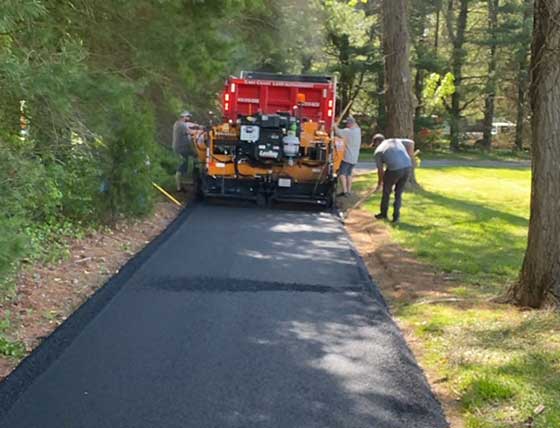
327, 30, 352, 113
383, 0, 415, 139
301, 55, 313, 74
446, 0, 469, 151
414, 14, 428, 135
482, 0, 499, 151
508, 0, 560, 308
383, 0, 418, 186
376, 64, 387, 133
514, 0, 532, 151
414, 67, 425, 134
514, 63, 529, 151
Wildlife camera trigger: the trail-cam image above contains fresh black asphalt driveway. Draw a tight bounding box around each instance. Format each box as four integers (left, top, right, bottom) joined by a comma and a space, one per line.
0, 203, 448, 428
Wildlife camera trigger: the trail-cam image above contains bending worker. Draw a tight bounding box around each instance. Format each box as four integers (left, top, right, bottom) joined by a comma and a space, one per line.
371, 134, 415, 223
334, 116, 362, 197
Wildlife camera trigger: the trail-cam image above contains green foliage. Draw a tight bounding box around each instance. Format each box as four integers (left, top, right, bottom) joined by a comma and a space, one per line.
151, 143, 181, 190
0, 0, 46, 33
99, 100, 156, 220
462, 375, 517, 409
0, 312, 26, 359
0, 336, 26, 359
423, 73, 456, 112
0, 141, 46, 280
348, 0, 368, 7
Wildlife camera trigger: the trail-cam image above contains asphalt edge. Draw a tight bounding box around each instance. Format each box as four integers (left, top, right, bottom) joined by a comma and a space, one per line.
340, 212, 450, 428
0, 201, 198, 419
338, 216, 390, 314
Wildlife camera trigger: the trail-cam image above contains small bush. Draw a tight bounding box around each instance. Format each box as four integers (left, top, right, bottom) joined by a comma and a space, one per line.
0, 312, 25, 358
0, 336, 26, 359
0, 100, 161, 295
99, 100, 156, 220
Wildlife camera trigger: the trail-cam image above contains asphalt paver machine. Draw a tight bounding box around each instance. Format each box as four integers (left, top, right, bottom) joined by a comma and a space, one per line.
192, 72, 344, 207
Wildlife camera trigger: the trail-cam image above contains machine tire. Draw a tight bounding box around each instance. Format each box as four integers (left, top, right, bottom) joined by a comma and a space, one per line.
192, 166, 205, 201
326, 180, 337, 211
266, 196, 275, 209
256, 193, 267, 208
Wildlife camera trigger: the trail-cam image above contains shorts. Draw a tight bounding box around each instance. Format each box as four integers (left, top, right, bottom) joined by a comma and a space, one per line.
338, 161, 355, 177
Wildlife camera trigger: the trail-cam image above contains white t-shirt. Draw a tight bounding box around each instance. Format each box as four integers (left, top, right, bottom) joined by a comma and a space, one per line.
336, 126, 362, 165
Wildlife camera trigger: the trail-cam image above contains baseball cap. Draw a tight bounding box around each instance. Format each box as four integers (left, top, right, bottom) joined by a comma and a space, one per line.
372, 133, 385, 142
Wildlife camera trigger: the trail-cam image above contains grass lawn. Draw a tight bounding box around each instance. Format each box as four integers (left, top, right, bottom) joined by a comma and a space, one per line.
358, 147, 531, 163
418, 148, 531, 162
354, 166, 560, 428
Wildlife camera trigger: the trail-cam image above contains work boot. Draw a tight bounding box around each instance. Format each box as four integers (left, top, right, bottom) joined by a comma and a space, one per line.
374, 213, 388, 220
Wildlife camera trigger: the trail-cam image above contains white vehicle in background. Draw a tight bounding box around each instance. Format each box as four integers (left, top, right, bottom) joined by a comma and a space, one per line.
463, 120, 517, 148
491, 121, 516, 136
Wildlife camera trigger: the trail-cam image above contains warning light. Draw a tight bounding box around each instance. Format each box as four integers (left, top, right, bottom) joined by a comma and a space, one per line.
296, 93, 306, 104
327, 109, 333, 117
225, 102, 230, 111
225, 93, 230, 101
230, 83, 236, 93
328, 99, 333, 108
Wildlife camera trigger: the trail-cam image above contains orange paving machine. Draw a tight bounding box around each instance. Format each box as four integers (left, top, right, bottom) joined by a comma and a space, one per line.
192, 72, 344, 208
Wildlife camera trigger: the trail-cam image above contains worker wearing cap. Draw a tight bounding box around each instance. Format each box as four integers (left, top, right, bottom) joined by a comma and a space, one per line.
334, 116, 362, 197
172, 111, 195, 191
371, 134, 415, 223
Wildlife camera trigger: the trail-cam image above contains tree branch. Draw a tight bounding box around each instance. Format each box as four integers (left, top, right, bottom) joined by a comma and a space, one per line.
460, 96, 479, 111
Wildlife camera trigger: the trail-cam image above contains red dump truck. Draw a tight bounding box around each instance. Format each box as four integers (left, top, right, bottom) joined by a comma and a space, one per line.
221, 71, 336, 131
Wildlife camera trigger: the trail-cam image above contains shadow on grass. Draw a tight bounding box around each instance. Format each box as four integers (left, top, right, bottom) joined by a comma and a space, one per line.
425, 163, 530, 170
400, 189, 528, 229
464, 313, 559, 353
364, 188, 529, 298
457, 317, 560, 425
398, 302, 560, 425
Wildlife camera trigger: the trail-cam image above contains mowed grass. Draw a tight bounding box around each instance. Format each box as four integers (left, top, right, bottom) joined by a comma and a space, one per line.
417, 148, 531, 162
354, 166, 560, 427
358, 167, 531, 292
358, 147, 531, 162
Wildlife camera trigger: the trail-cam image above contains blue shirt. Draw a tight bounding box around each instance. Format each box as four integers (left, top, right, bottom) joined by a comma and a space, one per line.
374, 139, 413, 171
